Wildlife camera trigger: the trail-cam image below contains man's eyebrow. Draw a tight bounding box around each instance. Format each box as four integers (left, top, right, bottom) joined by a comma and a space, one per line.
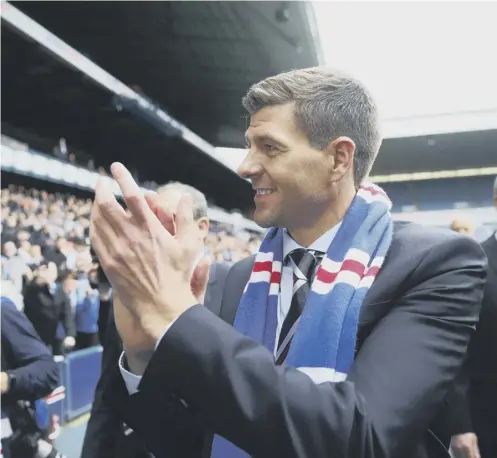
245, 132, 285, 146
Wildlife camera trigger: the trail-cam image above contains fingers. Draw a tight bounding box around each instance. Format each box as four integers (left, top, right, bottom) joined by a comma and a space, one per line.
91, 178, 123, 274
94, 176, 127, 225
89, 214, 113, 272
144, 190, 159, 212
175, 194, 196, 244
144, 190, 176, 235
111, 162, 152, 224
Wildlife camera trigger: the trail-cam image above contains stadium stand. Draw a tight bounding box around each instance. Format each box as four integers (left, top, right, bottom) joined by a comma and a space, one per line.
383, 176, 495, 212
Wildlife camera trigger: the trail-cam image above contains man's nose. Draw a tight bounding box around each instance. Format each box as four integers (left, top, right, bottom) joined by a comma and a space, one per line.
238, 152, 263, 179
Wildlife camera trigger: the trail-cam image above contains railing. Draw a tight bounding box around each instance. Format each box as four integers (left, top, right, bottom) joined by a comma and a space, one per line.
46, 347, 103, 425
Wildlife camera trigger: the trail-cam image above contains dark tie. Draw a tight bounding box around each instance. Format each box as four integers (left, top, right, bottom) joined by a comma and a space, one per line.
277, 248, 323, 352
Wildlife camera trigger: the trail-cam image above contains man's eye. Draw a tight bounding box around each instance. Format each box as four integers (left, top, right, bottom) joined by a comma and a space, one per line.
263, 144, 278, 153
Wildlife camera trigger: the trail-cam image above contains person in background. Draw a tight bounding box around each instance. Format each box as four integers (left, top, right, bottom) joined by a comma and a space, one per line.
71, 251, 101, 350
1, 241, 33, 294
18, 239, 34, 265
29, 245, 44, 269
1, 215, 19, 244
1, 280, 24, 312
1, 296, 63, 458
450, 217, 475, 237
41, 239, 67, 277
450, 177, 497, 458
23, 262, 75, 356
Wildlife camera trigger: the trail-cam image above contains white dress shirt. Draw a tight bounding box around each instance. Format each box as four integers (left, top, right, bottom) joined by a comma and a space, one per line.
120, 225, 340, 394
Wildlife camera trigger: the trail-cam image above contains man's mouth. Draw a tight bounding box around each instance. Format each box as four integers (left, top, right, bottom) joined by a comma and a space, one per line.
255, 188, 275, 196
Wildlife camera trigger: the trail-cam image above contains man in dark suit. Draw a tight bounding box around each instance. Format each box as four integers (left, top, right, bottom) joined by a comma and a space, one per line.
90, 68, 487, 458
449, 179, 497, 458
81, 182, 231, 458
23, 262, 75, 356
1, 296, 60, 458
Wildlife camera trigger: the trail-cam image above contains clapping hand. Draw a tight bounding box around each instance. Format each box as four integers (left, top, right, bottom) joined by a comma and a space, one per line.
90, 163, 210, 369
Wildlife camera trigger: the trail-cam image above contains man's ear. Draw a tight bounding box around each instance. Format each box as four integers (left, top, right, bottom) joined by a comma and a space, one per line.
197, 217, 210, 240
327, 136, 355, 182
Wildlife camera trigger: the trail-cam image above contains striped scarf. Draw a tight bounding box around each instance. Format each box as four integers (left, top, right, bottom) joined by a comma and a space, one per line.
211, 183, 393, 458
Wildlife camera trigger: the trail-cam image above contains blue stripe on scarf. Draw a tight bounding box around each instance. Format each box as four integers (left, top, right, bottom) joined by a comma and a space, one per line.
211, 184, 393, 457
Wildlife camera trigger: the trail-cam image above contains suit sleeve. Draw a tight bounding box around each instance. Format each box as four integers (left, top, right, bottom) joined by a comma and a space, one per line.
1, 300, 59, 401
126, 236, 486, 458
81, 304, 123, 458
441, 361, 473, 437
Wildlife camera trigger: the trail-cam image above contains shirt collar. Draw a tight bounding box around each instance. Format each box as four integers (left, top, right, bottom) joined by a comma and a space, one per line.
282, 222, 342, 259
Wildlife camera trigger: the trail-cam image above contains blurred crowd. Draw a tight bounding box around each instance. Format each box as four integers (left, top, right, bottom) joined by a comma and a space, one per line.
1, 185, 261, 356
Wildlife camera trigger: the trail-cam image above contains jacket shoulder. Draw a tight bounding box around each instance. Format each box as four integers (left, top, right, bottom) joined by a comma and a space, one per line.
1, 296, 20, 318
392, 221, 486, 261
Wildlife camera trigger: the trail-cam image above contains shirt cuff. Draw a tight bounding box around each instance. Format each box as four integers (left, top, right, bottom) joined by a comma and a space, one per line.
118, 319, 177, 395
119, 351, 141, 395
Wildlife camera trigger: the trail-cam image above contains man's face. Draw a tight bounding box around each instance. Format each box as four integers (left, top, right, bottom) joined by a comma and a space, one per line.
56, 238, 67, 251
31, 245, 42, 257
238, 103, 338, 230
17, 231, 30, 243
6, 216, 17, 227
157, 189, 209, 242
37, 262, 58, 285
450, 219, 475, 236
3, 242, 17, 258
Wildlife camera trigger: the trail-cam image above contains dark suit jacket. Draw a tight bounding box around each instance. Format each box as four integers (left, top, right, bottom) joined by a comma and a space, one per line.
445, 234, 497, 439
102, 223, 487, 458
1, 297, 59, 416
81, 261, 231, 458
23, 282, 75, 347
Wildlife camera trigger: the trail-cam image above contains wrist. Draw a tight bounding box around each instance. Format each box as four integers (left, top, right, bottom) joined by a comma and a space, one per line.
139, 294, 197, 344
123, 349, 155, 376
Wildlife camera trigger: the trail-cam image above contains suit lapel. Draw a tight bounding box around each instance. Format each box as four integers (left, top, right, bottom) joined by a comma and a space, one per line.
218, 256, 255, 325
483, 234, 497, 276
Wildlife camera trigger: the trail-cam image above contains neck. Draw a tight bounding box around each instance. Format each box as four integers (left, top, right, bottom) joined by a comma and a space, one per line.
288, 186, 355, 247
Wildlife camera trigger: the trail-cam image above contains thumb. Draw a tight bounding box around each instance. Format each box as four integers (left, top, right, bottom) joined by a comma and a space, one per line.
144, 190, 176, 235
191, 257, 210, 304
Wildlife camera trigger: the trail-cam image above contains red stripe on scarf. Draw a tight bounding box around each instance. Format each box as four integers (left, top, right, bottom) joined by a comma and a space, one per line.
316, 259, 367, 284
361, 185, 388, 198
365, 265, 381, 276
253, 261, 272, 273
270, 271, 282, 284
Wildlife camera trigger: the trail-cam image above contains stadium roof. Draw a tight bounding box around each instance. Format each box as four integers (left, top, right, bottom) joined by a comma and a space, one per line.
3, 1, 495, 204
2, 1, 319, 211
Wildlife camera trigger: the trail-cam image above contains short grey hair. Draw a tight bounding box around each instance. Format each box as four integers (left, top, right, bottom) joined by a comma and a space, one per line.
156, 182, 208, 220
242, 67, 382, 187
